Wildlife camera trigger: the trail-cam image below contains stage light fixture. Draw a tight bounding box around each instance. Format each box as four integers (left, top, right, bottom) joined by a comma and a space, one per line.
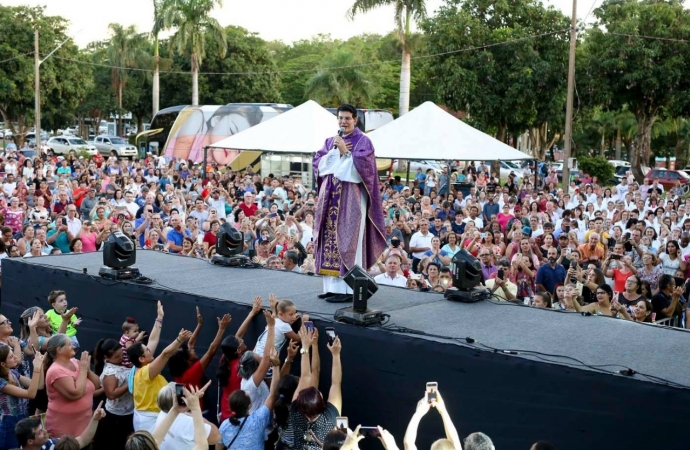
211, 223, 254, 267
99, 231, 141, 280
445, 249, 490, 302
334, 264, 385, 326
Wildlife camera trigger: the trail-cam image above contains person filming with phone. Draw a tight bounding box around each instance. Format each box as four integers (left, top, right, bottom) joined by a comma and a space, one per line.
483, 259, 517, 302
403, 383, 461, 450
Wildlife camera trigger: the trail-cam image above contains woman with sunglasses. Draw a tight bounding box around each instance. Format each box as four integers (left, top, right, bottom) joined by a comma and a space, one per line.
570, 283, 619, 317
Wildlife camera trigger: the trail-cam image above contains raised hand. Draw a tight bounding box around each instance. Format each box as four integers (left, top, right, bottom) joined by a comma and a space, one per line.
92, 401, 106, 421
157, 301, 164, 319
79, 351, 91, 371
415, 396, 431, 416
327, 335, 341, 355
196, 306, 203, 325
177, 329, 193, 343
61, 307, 78, 321
270, 348, 280, 367
73, 318, 82, 326
136, 331, 147, 342
32, 351, 44, 371
218, 314, 232, 329
287, 340, 299, 360
251, 296, 262, 315
181, 385, 203, 411
269, 293, 278, 311
28, 310, 41, 329
263, 310, 275, 328
299, 325, 314, 348
312, 328, 319, 347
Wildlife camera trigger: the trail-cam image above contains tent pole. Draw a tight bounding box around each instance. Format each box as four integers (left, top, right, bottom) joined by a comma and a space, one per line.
406, 162, 411, 189
202, 146, 208, 181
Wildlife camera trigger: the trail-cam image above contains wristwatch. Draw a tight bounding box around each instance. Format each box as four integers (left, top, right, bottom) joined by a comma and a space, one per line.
300, 347, 309, 355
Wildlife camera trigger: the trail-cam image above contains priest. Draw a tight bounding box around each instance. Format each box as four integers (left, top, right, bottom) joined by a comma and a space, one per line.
312, 104, 387, 302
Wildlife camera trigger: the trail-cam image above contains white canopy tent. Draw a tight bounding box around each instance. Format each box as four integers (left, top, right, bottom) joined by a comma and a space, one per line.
207, 99, 338, 153
368, 101, 532, 161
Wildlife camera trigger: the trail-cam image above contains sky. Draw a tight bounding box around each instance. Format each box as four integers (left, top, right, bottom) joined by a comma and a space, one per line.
3, 0, 596, 48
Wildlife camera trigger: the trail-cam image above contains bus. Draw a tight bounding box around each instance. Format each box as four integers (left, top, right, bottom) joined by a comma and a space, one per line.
143, 103, 293, 166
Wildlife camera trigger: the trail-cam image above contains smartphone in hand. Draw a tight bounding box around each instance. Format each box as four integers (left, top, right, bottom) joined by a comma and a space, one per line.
325, 327, 336, 345
304, 321, 314, 332
426, 381, 438, 404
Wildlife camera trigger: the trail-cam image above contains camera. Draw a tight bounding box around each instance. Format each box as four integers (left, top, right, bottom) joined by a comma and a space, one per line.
391, 239, 400, 248
325, 327, 336, 345
426, 381, 438, 404
174, 383, 185, 405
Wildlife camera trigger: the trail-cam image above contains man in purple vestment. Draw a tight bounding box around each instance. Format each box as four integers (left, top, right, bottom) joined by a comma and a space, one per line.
312, 104, 387, 302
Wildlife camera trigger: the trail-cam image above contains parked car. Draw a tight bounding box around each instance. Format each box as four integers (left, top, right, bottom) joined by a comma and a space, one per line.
644, 168, 690, 191
46, 136, 97, 155
549, 162, 581, 181
94, 135, 138, 157
466, 161, 524, 181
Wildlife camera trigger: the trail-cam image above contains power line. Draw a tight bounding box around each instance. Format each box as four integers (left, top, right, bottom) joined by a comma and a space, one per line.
608, 32, 690, 44
39, 29, 568, 77
0, 51, 34, 64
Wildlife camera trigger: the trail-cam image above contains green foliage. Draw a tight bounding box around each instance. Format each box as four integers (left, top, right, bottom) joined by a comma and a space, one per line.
0, 5, 92, 144
420, 0, 570, 140
580, 0, 690, 179
577, 155, 615, 183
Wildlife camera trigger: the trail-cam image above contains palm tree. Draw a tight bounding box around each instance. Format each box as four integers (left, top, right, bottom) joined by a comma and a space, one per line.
348, 0, 427, 116
151, 0, 165, 116
162, 0, 227, 106
106, 24, 150, 136
305, 48, 376, 106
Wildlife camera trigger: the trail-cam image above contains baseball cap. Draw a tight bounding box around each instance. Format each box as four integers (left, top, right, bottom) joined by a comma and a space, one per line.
522, 226, 532, 236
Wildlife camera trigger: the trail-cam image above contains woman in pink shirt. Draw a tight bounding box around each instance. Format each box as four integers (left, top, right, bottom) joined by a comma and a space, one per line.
44, 334, 100, 438
496, 204, 514, 234
77, 221, 98, 252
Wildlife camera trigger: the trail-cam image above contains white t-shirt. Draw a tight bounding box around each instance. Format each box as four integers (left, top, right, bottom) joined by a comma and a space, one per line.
252, 318, 292, 357
155, 411, 211, 450
241, 376, 270, 415
409, 231, 434, 259
299, 222, 313, 247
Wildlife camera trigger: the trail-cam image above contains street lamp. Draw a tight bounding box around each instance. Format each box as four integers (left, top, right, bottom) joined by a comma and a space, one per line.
34, 29, 77, 147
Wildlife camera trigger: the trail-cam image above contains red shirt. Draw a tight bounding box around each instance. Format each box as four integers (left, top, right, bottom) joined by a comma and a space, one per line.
239, 202, 258, 217
72, 188, 88, 208
203, 231, 217, 248
174, 360, 206, 410
219, 359, 241, 422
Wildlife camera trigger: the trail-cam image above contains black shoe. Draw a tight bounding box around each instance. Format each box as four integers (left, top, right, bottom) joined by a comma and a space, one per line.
325, 294, 352, 303
317, 292, 336, 299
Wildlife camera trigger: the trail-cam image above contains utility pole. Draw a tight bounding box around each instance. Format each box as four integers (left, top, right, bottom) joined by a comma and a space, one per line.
33, 29, 75, 148
34, 28, 41, 148
562, 0, 578, 191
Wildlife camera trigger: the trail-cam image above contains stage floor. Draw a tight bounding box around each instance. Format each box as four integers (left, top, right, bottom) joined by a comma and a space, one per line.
18, 250, 690, 388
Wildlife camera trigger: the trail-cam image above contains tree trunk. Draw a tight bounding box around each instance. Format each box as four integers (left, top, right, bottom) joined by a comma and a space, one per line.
191, 54, 199, 106
118, 82, 123, 137
615, 126, 621, 160
632, 114, 654, 182
600, 133, 605, 157
399, 47, 411, 116
153, 56, 160, 116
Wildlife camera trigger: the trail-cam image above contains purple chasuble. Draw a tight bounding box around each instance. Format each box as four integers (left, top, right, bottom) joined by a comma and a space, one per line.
312, 128, 386, 277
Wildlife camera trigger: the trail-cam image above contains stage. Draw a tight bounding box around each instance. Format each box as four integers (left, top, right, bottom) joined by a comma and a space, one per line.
2, 251, 690, 450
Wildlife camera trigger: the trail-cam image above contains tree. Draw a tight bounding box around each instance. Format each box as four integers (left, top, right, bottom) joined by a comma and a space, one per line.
305, 47, 377, 107
199, 26, 282, 104
420, 0, 569, 149
581, 0, 690, 181
348, 0, 427, 116
77, 42, 117, 138
162, 0, 227, 106
0, 6, 92, 146
151, 0, 165, 116
106, 24, 150, 136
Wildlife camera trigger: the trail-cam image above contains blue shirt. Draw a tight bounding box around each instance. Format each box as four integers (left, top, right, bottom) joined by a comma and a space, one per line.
219, 405, 271, 450
166, 228, 191, 253
47, 228, 70, 254
535, 263, 566, 293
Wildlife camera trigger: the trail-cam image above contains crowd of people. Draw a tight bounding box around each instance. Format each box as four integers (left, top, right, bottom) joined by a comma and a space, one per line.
0, 288, 557, 450
0, 148, 688, 320
0, 144, 686, 449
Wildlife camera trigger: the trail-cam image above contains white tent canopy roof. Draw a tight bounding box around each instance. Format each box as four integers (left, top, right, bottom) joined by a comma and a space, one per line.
368, 101, 532, 161
207, 99, 338, 153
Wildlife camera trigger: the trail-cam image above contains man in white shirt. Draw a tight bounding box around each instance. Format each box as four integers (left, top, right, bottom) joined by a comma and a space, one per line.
206, 188, 227, 220
123, 191, 139, 218
2, 173, 17, 198
270, 178, 287, 210
64, 205, 82, 241
616, 178, 629, 201
409, 219, 434, 272
374, 254, 407, 287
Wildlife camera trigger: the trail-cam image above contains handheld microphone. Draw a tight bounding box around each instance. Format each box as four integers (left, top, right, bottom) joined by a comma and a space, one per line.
332, 127, 345, 150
